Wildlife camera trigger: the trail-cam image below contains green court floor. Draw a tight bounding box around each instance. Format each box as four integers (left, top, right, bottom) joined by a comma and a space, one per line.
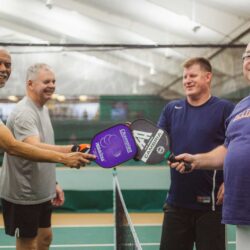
0, 225, 236, 250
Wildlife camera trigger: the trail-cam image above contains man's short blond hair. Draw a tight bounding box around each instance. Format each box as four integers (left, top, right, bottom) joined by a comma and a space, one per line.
183, 57, 212, 73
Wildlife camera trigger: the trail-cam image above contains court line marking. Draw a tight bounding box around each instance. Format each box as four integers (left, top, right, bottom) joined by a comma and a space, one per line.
0, 243, 159, 249
0, 242, 236, 249
0, 224, 163, 229
0, 244, 116, 249
0, 224, 160, 229
0, 225, 236, 248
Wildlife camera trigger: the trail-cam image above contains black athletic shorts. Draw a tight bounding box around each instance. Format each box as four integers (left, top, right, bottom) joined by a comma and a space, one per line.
1, 199, 52, 238
160, 203, 225, 250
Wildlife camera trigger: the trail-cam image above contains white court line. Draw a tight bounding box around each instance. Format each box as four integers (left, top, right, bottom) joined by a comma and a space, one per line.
0, 243, 161, 249
0, 224, 161, 229
0, 244, 115, 249
0, 224, 162, 249
0, 243, 161, 248
0, 242, 237, 249
52, 224, 113, 228
51, 244, 113, 248
52, 223, 161, 228
0, 242, 236, 249
0, 225, 236, 249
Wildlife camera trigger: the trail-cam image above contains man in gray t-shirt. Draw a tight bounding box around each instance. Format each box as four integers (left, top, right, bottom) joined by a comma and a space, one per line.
0, 47, 94, 166
0, 96, 58, 204
0, 63, 95, 250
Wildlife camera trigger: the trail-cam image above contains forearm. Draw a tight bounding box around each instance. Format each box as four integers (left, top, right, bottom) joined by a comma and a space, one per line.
28, 142, 72, 153
0, 125, 67, 163
22, 134, 73, 153
7, 140, 67, 163
194, 145, 226, 170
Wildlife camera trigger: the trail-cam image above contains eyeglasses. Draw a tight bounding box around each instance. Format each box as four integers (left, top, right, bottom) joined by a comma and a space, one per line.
242, 52, 250, 61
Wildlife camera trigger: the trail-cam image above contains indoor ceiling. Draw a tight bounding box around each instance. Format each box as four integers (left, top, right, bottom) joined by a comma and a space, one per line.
0, 0, 249, 99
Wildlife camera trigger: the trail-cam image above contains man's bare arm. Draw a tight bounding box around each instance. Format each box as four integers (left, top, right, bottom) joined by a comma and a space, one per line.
0, 124, 94, 167
170, 145, 227, 173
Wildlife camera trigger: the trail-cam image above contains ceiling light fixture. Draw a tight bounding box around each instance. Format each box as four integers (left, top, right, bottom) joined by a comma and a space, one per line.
8, 95, 18, 102
51, 93, 58, 99
45, 0, 53, 9
150, 66, 156, 75
79, 95, 88, 102
57, 95, 66, 102
191, 0, 201, 33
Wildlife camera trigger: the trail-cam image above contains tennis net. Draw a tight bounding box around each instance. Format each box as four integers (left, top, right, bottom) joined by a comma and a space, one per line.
113, 169, 142, 250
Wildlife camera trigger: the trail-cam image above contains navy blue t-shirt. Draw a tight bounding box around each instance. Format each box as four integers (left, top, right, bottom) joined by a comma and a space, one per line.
158, 96, 234, 210
223, 95, 250, 225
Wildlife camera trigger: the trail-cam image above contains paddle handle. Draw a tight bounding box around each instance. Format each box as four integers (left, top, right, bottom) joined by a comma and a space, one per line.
168, 152, 192, 171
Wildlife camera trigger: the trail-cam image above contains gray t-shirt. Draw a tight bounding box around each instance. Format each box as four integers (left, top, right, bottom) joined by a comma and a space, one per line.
0, 96, 56, 204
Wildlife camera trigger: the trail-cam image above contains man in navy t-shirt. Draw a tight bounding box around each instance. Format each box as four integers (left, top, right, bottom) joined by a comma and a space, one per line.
171, 43, 250, 250
158, 57, 234, 250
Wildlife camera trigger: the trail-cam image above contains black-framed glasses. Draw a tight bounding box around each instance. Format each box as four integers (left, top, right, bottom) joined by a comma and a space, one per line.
242, 52, 250, 61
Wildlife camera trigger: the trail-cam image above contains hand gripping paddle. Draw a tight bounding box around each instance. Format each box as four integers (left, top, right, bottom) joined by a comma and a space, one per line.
88, 124, 137, 168
130, 119, 191, 171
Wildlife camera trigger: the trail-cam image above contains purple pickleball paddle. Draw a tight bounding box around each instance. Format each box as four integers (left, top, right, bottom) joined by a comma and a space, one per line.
89, 124, 137, 168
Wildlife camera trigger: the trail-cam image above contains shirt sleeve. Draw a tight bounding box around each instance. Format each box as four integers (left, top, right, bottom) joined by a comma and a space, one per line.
157, 103, 171, 133
222, 101, 235, 148
13, 109, 39, 141
223, 101, 235, 125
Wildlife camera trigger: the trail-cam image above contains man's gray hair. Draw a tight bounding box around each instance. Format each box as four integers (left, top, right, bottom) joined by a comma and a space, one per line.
26, 63, 53, 81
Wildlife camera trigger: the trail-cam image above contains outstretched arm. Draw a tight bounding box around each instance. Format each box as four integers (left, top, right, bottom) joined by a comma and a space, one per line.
169, 145, 227, 173
0, 124, 95, 167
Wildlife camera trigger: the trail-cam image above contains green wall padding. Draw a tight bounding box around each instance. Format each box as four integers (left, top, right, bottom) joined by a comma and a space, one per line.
55, 190, 166, 212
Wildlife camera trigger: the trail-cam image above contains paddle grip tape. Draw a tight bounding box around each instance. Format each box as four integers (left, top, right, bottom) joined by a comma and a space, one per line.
71, 144, 90, 153
167, 152, 192, 171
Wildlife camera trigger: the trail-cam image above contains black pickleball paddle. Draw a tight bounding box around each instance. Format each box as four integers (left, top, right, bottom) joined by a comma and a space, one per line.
130, 119, 191, 171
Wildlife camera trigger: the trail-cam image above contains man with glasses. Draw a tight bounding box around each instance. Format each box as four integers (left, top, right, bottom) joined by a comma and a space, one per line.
171, 42, 250, 250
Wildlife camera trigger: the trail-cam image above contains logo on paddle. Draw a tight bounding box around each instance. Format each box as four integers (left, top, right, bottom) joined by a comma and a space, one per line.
132, 130, 152, 150
130, 119, 170, 164
89, 124, 137, 168
156, 146, 165, 154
